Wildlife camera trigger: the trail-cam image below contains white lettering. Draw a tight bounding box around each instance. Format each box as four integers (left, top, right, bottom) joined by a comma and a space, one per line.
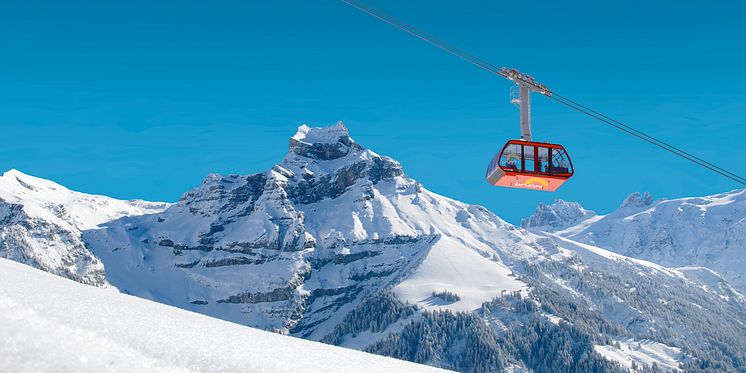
514, 182, 544, 189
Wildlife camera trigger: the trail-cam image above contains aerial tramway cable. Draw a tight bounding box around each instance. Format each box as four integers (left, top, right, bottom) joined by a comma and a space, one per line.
340, 0, 502, 75
549, 93, 746, 184
546, 96, 746, 186
547, 95, 746, 185
341, 0, 746, 187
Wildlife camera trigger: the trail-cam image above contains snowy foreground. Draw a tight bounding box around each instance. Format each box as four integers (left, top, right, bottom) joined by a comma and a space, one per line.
0, 259, 447, 373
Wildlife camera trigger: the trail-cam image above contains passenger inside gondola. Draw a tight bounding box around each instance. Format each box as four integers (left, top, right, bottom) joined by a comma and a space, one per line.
538, 147, 549, 174
550, 149, 571, 174
493, 142, 573, 176
523, 145, 535, 172
500, 144, 521, 171
486, 140, 573, 191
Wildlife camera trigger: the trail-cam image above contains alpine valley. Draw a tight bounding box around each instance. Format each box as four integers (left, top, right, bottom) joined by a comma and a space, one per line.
2, 123, 746, 372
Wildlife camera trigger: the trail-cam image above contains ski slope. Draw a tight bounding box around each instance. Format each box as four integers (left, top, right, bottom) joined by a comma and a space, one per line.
393, 235, 526, 312
594, 339, 690, 371
0, 259, 447, 373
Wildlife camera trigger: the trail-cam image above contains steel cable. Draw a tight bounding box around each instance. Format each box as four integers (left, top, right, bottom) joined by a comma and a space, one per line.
341, 0, 746, 186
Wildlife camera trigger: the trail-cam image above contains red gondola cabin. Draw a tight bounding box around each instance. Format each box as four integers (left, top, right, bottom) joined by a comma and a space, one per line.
486, 140, 574, 192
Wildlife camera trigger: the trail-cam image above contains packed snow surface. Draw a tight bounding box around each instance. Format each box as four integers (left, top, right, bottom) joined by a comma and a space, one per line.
393, 235, 526, 312
594, 339, 690, 372
0, 259, 447, 373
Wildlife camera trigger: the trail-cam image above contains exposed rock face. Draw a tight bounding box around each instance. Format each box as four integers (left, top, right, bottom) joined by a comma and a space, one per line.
620, 191, 655, 209
521, 199, 596, 231
289, 133, 360, 160
0, 198, 105, 285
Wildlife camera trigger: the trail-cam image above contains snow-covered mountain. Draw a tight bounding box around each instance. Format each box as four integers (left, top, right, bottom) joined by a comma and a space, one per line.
530, 190, 746, 293
0, 258, 445, 373
4, 123, 746, 371
84, 122, 532, 339
0, 169, 168, 285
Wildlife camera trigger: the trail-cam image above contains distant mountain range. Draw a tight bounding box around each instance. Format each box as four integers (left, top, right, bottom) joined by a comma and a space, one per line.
523, 189, 746, 293
2, 123, 746, 372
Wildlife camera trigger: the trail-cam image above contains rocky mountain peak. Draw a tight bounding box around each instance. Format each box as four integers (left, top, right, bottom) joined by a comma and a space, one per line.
181, 123, 405, 210
521, 199, 596, 231
620, 191, 654, 209
292, 121, 351, 145
288, 122, 363, 161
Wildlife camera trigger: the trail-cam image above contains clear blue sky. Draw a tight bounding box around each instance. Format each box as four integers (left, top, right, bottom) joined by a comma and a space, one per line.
2, 0, 745, 223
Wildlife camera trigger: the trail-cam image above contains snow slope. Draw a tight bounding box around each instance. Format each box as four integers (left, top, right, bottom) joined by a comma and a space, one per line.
0, 169, 168, 285
534, 190, 746, 292
594, 339, 690, 372
0, 258, 447, 373
393, 234, 526, 312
